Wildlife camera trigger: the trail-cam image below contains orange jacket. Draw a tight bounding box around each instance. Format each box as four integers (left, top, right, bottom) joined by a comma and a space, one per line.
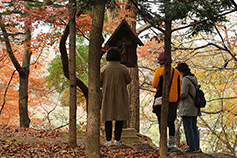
152, 65, 181, 103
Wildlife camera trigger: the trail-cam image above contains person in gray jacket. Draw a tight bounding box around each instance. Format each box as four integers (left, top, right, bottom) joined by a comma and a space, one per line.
176, 62, 201, 152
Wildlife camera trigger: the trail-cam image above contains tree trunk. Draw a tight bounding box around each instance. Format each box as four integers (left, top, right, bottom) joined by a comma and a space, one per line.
159, 12, 172, 158
124, 0, 140, 133
175, 119, 182, 146
86, 1, 106, 157
19, 28, 31, 128
19, 76, 30, 128
59, 9, 88, 114
106, 0, 119, 21
68, 0, 77, 147
127, 66, 140, 131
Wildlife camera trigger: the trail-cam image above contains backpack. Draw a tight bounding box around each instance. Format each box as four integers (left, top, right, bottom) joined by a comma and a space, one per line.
186, 77, 206, 108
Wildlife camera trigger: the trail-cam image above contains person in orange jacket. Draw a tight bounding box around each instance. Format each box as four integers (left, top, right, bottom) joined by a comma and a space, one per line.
152, 51, 181, 148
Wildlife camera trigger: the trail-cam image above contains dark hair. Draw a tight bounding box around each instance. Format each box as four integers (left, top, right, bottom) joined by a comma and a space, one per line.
106, 47, 121, 61
176, 62, 190, 74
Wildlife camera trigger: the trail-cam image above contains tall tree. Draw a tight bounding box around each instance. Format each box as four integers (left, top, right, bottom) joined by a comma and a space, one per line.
19, 28, 32, 127
124, 0, 140, 132
86, 0, 106, 157
160, 8, 171, 156
0, 0, 69, 127
68, 0, 77, 147
0, 17, 31, 127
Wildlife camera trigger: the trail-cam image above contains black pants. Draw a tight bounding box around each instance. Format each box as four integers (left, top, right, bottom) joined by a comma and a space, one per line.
105, 121, 123, 141
153, 102, 177, 136
157, 116, 175, 136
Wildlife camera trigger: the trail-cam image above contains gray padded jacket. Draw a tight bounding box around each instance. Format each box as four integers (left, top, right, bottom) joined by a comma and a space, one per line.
178, 75, 201, 117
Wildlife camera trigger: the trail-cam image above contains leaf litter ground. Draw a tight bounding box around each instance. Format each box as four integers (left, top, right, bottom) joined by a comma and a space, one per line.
0, 125, 235, 158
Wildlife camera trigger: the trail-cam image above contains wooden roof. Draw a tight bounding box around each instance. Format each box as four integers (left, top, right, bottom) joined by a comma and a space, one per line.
105, 19, 144, 47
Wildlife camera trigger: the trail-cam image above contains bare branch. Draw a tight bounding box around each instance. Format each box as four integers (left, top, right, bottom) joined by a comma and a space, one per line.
208, 97, 237, 102
213, 23, 237, 62
136, 23, 152, 35
230, 0, 237, 9
199, 116, 235, 153
0, 16, 25, 76
172, 10, 237, 33
201, 109, 223, 115
0, 70, 17, 115
53, 123, 69, 131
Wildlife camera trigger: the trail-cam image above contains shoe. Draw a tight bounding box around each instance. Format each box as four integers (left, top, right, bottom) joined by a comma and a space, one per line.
113, 140, 122, 146
168, 136, 175, 146
168, 145, 175, 148
104, 140, 113, 147
182, 147, 195, 153
168, 145, 176, 152
194, 148, 202, 153
157, 145, 176, 152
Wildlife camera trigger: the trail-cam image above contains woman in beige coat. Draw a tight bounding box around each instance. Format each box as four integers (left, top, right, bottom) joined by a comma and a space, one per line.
100, 47, 131, 146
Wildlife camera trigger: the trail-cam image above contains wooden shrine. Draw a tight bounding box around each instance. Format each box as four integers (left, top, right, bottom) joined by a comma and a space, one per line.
105, 19, 144, 67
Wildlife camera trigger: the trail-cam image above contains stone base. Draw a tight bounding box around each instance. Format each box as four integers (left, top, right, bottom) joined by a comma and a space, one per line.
113, 128, 140, 144
111, 128, 158, 149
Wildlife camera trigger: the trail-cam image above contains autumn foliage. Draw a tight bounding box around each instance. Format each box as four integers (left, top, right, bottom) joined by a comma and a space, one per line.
0, 0, 91, 127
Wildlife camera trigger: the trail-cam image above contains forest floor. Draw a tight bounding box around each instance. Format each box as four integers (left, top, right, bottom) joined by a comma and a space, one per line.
0, 124, 236, 158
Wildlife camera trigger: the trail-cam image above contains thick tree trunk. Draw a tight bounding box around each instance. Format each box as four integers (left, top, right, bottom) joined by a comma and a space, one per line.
127, 66, 140, 131
19, 28, 31, 128
124, 0, 140, 133
159, 16, 172, 158
19, 76, 30, 127
68, 0, 77, 147
86, 1, 106, 157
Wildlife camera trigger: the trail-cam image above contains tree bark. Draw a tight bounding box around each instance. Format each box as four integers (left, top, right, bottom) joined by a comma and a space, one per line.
86, 1, 106, 157
124, 0, 140, 133
18, 28, 31, 128
106, 0, 119, 21
127, 66, 140, 131
20, 29, 31, 128
160, 10, 172, 158
68, 0, 77, 147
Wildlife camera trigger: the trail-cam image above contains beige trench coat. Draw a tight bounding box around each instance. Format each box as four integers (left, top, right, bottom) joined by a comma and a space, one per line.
100, 61, 131, 121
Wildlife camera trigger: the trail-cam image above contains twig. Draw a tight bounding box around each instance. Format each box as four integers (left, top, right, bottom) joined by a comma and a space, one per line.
0, 70, 17, 115
54, 123, 69, 130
